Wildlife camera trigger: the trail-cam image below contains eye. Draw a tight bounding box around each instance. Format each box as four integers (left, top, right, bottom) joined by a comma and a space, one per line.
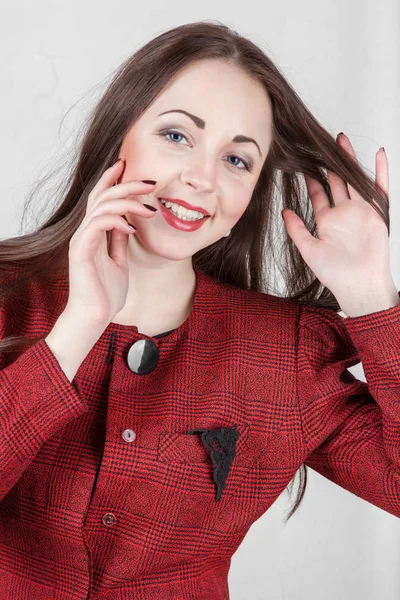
157, 129, 253, 173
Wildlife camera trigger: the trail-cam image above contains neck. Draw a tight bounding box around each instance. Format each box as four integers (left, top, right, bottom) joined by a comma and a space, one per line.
111, 258, 197, 334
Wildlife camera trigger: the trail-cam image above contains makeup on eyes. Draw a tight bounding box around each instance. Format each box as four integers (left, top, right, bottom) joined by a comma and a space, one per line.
157, 108, 263, 159
154, 124, 255, 172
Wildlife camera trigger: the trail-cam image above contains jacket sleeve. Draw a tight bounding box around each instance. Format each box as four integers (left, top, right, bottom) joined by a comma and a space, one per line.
297, 292, 400, 518
0, 272, 89, 502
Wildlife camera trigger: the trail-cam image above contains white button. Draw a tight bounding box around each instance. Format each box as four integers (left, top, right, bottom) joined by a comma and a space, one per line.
122, 429, 136, 442
102, 513, 116, 526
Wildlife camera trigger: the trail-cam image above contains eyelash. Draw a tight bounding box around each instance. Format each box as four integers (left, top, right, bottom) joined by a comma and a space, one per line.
157, 129, 253, 173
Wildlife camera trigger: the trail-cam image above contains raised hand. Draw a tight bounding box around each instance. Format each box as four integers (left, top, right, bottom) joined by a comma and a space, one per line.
281, 134, 397, 316
65, 159, 158, 327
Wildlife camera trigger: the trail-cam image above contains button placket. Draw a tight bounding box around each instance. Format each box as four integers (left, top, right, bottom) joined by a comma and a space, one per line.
102, 333, 162, 532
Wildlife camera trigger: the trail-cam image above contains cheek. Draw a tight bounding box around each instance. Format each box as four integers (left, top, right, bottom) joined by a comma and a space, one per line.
118, 133, 158, 173
222, 192, 251, 220
125, 142, 176, 183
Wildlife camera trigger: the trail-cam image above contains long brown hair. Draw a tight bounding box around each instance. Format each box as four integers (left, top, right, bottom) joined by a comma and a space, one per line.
0, 20, 389, 524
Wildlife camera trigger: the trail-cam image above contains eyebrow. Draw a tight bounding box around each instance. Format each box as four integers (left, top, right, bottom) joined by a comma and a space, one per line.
157, 109, 263, 159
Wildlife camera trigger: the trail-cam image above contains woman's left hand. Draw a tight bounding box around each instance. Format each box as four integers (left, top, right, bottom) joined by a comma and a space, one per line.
281, 133, 396, 315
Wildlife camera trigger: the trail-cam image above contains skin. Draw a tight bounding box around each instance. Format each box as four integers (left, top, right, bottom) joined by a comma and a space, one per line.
112, 58, 273, 333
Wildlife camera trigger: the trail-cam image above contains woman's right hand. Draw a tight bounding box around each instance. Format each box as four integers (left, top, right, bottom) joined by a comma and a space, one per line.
64, 158, 158, 328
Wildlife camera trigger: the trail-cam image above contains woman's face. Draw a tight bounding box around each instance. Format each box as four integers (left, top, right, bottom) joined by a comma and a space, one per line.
118, 58, 273, 261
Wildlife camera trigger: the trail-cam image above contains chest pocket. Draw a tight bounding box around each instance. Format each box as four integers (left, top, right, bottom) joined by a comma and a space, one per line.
157, 422, 268, 535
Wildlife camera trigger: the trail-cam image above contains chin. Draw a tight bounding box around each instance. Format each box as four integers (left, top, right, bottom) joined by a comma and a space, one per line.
134, 232, 203, 261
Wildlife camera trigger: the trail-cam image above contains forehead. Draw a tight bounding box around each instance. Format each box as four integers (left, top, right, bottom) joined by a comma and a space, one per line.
142, 59, 273, 144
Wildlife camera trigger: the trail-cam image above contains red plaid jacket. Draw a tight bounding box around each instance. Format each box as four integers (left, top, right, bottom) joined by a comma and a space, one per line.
0, 264, 399, 599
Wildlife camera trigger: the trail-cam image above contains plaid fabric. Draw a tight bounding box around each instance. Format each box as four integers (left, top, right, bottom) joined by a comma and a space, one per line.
0, 264, 399, 599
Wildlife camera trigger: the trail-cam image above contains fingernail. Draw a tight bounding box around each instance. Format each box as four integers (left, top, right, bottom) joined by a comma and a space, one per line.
336, 132, 345, 140
143, 203, 158, 212
379, 146, 385, 153
141, 179, 157, 184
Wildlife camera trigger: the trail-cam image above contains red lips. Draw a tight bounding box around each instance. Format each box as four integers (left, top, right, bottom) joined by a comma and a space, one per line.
158, 198, 210, 216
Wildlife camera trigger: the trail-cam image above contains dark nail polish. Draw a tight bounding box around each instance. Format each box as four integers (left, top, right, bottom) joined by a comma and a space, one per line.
141, 179, 157, 184
336, 132, 344, 140
380, 146, 385, 152
143, 203, 158, 212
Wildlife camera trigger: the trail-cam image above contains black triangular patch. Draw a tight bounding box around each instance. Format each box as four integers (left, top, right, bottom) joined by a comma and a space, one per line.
187, 425, 239, 501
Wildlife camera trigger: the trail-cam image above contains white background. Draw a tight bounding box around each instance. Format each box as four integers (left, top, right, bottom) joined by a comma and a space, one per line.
1, 1, 399, 598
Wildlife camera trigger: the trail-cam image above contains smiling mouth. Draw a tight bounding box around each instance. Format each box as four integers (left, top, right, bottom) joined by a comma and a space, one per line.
156, 198, 210, 232
157, 198, 210, 220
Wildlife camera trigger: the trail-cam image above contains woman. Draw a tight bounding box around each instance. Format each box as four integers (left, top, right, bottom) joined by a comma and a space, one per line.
0, 20, 398, 600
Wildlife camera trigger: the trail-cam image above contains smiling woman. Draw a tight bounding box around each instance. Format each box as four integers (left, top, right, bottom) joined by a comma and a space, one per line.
0, 18, 397, 600
111, 56, 272, 265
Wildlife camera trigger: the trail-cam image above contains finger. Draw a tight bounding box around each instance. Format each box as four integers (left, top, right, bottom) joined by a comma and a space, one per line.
75, 197, 157, 239
282, 208, 320, 258
336, 134, 363, 201
87, 198, 159, 222
88, 159, 126, 211
89, 181, 157, 217
108, 226, 132, 267
337, 133, 358, 162
304, 174, 330, 215
327, 169, 350, 206
376, 147, 389, 200
71, 214, 134, 257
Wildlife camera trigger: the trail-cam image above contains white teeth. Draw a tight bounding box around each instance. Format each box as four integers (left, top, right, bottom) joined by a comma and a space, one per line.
159, 199, 206, 221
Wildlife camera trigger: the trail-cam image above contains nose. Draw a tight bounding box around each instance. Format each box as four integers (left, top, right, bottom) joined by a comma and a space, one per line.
180, 163, 216, 194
